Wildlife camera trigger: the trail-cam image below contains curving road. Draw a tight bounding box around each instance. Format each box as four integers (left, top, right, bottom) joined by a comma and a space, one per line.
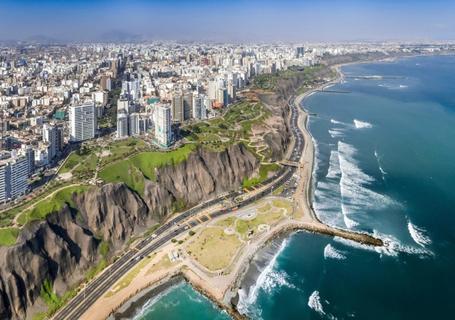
52, 97, 304, 320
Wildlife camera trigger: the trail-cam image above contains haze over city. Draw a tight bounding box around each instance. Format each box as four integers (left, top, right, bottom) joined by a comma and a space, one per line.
1, 0, 455, 42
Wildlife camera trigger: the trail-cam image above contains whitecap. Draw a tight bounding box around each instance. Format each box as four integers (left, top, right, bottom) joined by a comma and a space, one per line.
308, 291, 325, 315
329, 128, 344, 138
326, 150, 341, 179
353, 119, 373, 129
407, 220, 432, 247
237, 239, 290, 316
330, 119, 347, 126
338, 141, 398, 220
342, 210, 360, 229
372, 229, 433, 257
324, 244, 347, 260
334, 230, 433, 258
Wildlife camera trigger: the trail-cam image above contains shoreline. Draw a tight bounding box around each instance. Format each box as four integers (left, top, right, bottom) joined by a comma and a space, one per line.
93, 58, 386, 320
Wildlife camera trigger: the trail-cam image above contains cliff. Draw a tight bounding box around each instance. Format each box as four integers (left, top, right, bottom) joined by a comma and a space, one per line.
0, 144, 261, 319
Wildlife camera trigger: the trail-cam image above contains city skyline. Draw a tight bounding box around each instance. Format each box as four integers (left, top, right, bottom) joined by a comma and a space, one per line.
1, 0, 455, 43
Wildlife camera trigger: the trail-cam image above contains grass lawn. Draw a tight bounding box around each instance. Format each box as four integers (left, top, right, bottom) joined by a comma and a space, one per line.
17, 185, 91, 225
59, 152, 85, 174
100, 137, 149, 165
235, 210, 284, 238
99, 144, 196, 195
242, 163, 280, 188
186, 227, 242, 271
215, 216, 236, 228
0, 227, 20, 246
182, 101, 272, 153
235, 199, 292, 239
0, 181, 73, 227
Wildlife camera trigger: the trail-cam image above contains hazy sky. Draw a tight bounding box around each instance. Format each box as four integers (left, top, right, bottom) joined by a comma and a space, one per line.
1, 0, 454, 42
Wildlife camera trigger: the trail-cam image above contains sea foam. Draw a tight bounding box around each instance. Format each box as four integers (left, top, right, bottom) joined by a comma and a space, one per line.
407, 220, 432, 247
324, 244, 347, 260
330, 119, 349, 126
328, 128, 345, 138
326, 150, 341, 179
237, 239, 291, 317
353, 119, 373, 129
338, 141, 397, 226
308, 291, 325, 315
334, 230, 433, 258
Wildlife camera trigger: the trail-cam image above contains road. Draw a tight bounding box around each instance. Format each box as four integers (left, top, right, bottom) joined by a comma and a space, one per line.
52, 96, 304, 320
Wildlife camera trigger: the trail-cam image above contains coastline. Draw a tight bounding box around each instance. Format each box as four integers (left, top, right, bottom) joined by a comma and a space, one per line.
90, 60, 387, 320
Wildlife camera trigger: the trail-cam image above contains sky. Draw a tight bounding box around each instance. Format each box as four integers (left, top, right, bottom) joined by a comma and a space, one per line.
0, 0, 454, 42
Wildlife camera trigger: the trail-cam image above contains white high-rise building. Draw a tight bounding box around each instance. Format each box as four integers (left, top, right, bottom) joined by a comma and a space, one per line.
116, 112, 129, 139
0, 151, 30, 202
154, 103, 173, 147
129, 113, 140, 136
192, 94, 206, 120
42, 124, 58, 160
69, 102, 96, 142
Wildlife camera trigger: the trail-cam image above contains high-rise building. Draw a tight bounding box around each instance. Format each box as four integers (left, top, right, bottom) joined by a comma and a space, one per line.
69, 102, 97, 142
183, 92, 193, 120
227, 81, 236, 104
171, 93, 184, 122
192, 94, 207, 120
154, 103, 173, 147
42, 124, 58, 160
296, 46, 305, 58
100, 75, 112, 91
116, 112, 129, 139
129, 113, 140, 136
0, 151, 30, 202
216, 87, 228, 106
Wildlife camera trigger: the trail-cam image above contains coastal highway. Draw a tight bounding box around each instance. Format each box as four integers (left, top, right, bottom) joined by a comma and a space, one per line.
52, 97, 304, 320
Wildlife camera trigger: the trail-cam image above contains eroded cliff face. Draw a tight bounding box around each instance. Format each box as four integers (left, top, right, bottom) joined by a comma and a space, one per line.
0, 144, 260, 319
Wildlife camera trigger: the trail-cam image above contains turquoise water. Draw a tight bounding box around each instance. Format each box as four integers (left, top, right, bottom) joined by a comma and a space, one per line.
135, 56, 455, 319
133, 282, 230, 320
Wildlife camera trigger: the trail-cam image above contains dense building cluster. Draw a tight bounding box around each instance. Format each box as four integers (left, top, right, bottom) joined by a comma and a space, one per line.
0, 41, 452, 203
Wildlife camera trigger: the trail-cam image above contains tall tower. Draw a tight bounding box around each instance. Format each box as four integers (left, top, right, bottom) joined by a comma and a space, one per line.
171, 93, 184, 122
116, 112, 129, 139
155, 104, 173, 147
69, 102, 96, 142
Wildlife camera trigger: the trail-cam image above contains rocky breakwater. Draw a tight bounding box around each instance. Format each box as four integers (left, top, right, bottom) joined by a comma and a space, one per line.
0, 144, 261, 319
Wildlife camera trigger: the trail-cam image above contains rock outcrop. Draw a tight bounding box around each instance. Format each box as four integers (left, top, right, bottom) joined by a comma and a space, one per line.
0, 144, 261, 319
0, 65, 309, 318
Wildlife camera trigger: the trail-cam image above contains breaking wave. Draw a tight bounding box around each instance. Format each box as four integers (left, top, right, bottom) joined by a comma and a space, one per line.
334, 229, 433, 258
353, 119, 373, 129
330, 119, 349, 126
324, 244, 347, 260
328, 128, 345, 138
237, 239, 292, 318
338, 141, 398, 229
407, 220, 432, 247
308, 291, 325, 315
326, 150, 341, 179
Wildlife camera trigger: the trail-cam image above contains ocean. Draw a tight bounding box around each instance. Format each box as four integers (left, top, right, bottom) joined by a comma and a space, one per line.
133, 56, 455, 319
